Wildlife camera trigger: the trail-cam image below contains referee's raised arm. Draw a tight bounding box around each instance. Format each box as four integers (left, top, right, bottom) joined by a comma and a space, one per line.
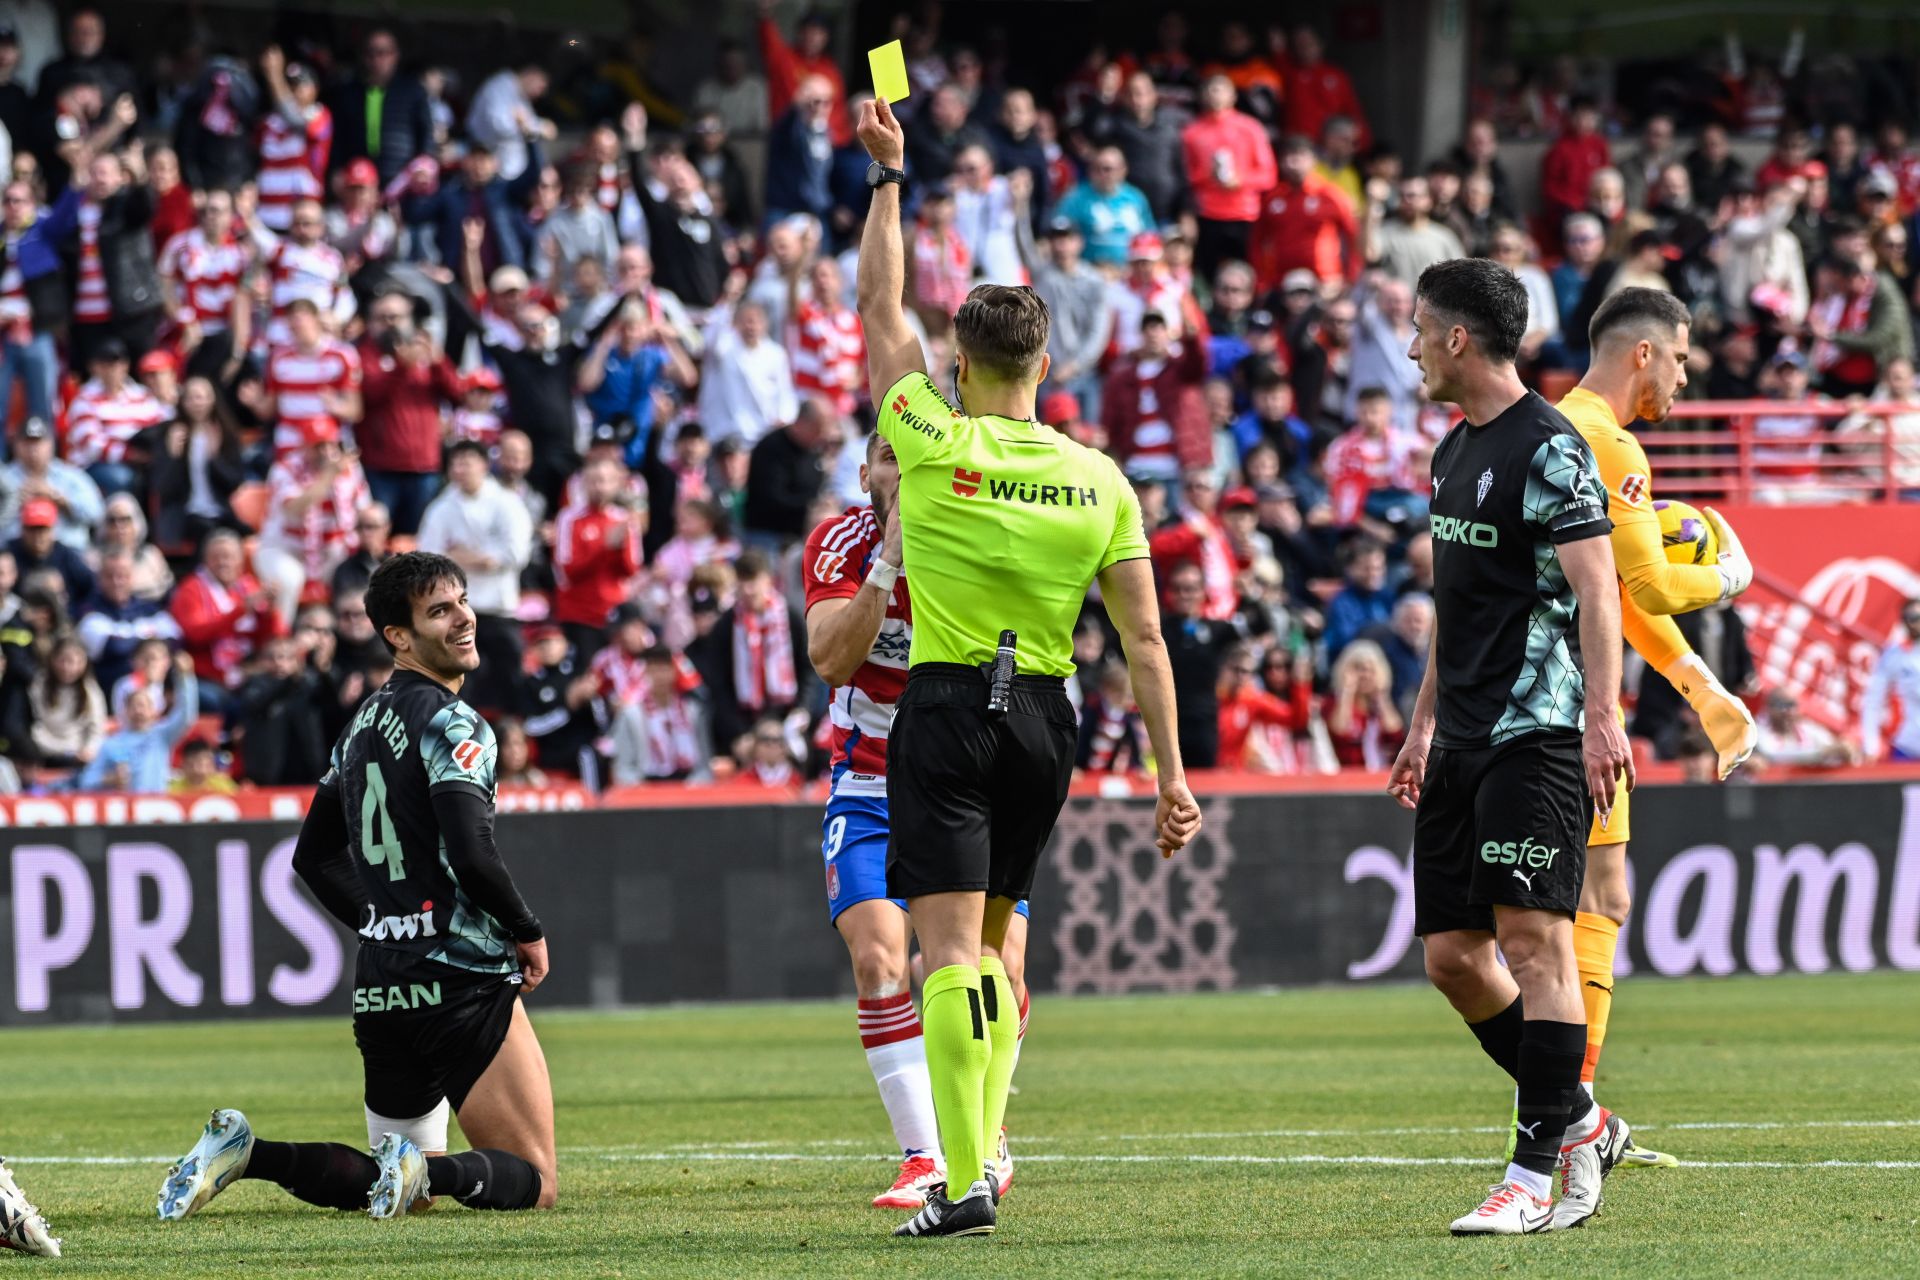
854, 97, 928, 406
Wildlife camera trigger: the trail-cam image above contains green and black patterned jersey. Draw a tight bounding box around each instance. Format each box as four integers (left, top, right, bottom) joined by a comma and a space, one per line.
320, 670, 518, 975
1427, 391, 1611, 749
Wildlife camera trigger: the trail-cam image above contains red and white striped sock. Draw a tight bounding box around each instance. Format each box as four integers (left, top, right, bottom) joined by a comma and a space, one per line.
1013, 987, 1030, 1072
857, 993, 941, 1159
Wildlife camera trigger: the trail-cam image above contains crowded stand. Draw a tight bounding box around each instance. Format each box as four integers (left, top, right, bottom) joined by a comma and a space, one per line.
0, 5, 1914, 797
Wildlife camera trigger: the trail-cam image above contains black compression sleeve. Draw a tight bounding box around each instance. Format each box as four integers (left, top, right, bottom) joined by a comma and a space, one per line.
429, 786, 544, 943
290, 786, 368, 930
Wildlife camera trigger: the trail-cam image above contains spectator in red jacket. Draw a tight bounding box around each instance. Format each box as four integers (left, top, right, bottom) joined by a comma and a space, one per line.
170, 529, 286, 699
357, 290, 465, 535
1149, 470, 1240, 622
1216, 641, 1314, 769
1182, 74, 1278, 278
1249, 134, 1361, 290
552, 454, 642, 662
1102, 312, 1212, 482
757, 1, 849, 147
1277, 26, 1371, 152
1540, 97, 1610, 250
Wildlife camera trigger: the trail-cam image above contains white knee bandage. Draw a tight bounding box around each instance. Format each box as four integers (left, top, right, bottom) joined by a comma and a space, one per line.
366, 1097, 451, 1153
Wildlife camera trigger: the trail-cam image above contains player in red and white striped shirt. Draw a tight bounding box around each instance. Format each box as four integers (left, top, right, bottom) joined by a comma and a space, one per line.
159, 189, 247, 358
263, 298, 362, 458
788, 257, 866, 418
64, 341, 169, 488
800, 435, 1029, 1210
255, 48, 332, 232
251, 199, 352, 343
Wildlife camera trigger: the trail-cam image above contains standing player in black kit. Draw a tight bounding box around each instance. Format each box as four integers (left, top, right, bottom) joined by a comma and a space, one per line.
157, 553, 557, 1222
1387, 259, 1634, 1235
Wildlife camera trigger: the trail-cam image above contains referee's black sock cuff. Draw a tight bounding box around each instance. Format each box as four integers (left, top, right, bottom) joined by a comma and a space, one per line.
1466, 995, 1525, 1081
428, 1149, 543, 1210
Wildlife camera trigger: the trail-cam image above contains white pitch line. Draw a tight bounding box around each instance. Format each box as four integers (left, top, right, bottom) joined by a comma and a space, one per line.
1094, 1118, 1920, 1142
582, 1152, 1920, 1170
19, 1117, 1918, 1169
14, 1151, 1920, 1172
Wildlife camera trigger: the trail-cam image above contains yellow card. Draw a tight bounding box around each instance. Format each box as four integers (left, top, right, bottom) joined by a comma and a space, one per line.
867, 39, 910, 105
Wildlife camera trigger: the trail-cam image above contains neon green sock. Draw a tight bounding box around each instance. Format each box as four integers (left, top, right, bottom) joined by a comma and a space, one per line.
921, 964, 991, 1191
979, 956, 1018, 1171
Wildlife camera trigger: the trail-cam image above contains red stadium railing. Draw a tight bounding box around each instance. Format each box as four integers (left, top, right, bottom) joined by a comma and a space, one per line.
1633, 400, 1914, 504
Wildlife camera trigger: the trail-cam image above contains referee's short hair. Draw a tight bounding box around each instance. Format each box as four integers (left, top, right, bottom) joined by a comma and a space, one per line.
1414, 257, 1528, 365
955, 284, 1051, 382
1588, 287, 1690, 351
367, 551, 468, 653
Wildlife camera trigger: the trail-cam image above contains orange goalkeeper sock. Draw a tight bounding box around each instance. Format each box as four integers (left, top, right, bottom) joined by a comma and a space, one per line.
1573, 912, 1621, 1086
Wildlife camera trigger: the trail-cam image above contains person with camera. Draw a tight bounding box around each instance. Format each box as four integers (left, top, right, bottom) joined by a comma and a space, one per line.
575, 300, 696, 474
358, 288, 464, 536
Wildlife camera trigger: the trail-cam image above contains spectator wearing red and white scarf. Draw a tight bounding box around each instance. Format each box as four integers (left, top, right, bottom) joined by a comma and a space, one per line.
647, 498, 740, 650
1322, 638, 1403, 769
590, 604, 657, 707
787, 256, 865, 418
610, 644, 714, 784
255, 47, 332, 233
687, 550, 804, 751
552, 455, 643, 661
64, 339, 168, 494
261, 297, 362, 458
910, 183, 972, 320
1323, 387, 1417, 527
254, 420, 370, 624
170, 529, 287, 691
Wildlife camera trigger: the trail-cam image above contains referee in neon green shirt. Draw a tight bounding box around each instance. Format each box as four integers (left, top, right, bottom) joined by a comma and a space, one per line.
854, 97, 1202, 1239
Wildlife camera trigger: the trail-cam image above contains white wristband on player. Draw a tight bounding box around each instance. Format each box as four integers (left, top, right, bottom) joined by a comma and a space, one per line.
1703, 507, 1752, 601
865, 558, 900, 594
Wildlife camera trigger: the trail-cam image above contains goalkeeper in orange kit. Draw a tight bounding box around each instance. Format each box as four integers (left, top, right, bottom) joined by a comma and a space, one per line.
1535, 287, 1758, 1228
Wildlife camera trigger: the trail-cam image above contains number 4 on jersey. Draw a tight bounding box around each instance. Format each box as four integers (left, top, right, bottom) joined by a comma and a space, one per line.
361, 762, 406, 881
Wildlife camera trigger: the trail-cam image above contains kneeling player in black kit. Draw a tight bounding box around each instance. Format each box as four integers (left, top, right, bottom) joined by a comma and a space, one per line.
157, 553, 557, 1221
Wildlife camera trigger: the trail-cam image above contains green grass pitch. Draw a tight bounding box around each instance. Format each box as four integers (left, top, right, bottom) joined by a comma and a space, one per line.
9, 971, 1919, 1277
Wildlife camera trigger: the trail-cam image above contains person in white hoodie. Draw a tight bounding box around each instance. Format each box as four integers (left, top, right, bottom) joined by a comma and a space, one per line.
416, 439, 534, 710
698, 299, 797, 448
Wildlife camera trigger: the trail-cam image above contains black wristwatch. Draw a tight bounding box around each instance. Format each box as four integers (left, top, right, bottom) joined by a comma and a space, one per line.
865, 161, 907, 189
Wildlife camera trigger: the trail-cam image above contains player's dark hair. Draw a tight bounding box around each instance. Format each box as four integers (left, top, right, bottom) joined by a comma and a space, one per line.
446, 438, 490, 466
1414, 258, 1528, 365
366, 551, 467, 654
954, 284, 1051, 383
1588, 287, 1690, 351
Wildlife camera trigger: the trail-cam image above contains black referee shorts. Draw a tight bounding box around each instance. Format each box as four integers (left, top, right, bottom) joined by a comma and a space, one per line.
886, 663, 1077, 904
1412, 732, 1591, 936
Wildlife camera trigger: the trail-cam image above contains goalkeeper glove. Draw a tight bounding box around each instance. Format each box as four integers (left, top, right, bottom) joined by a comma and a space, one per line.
1659, 653, 1757, 779
1701, 506, 1752, 601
